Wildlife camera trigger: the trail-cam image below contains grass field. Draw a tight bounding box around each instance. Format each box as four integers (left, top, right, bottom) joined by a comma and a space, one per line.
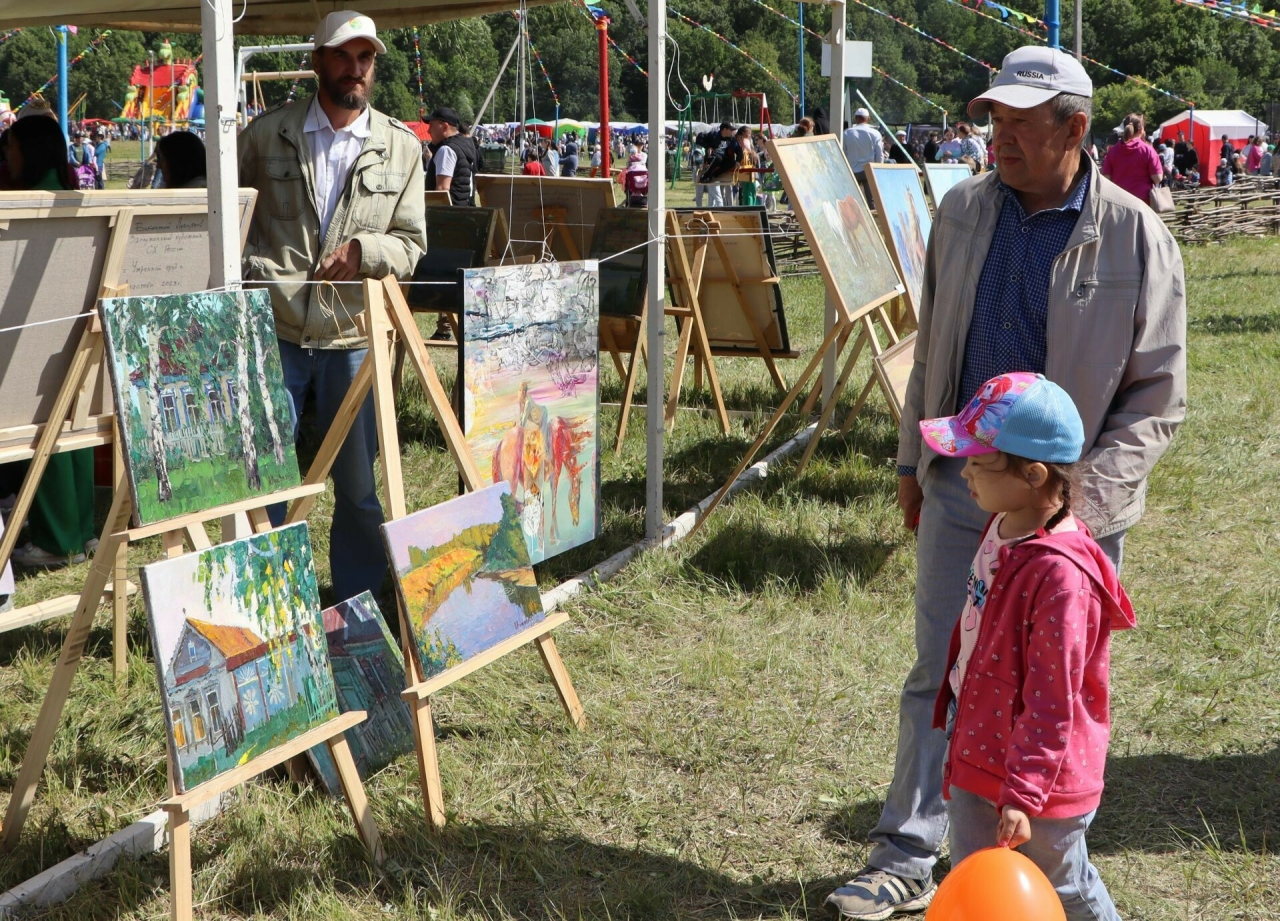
0, 228, 1277, 920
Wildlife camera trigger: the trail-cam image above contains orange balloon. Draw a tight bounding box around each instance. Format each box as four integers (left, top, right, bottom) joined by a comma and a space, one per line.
926, 847, 1066, 921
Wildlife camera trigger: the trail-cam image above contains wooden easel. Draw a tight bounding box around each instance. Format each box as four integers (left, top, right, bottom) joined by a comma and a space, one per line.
687, 282, 903, 539
611, 210, 731, 452
535, 204, 582, 260
306, 277, 585, 828
162, 709, 382, 921
1, 446, 327, 850
0, 189, 258, 677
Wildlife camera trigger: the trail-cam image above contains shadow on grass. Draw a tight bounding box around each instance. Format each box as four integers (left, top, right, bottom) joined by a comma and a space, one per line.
1092, 746, 1280, 854
815, 747, 1279, 859
1189, 312, 1280, 335
686, 522, 894, 593
381, 818, 843, 920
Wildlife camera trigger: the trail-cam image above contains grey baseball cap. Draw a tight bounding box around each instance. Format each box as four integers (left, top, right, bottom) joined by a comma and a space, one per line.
968, 46, 1092, 118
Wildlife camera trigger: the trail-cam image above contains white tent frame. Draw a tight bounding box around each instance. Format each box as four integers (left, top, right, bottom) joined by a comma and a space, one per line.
0, 0, 847, 542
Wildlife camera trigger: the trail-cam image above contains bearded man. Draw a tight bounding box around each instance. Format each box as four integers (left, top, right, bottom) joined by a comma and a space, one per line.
241, 11, 426, 602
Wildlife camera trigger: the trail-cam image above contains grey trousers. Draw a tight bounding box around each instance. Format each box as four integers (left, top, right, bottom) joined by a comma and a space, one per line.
948, 786, 1121, 920
868, 457, 1125, 880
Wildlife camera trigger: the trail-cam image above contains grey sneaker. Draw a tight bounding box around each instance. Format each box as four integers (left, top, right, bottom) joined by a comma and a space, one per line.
13, 542, 86, 569
825, 868, 936, 920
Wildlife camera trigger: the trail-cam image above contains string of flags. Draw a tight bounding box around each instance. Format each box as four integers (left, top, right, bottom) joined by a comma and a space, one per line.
956, 0, 1047, 30
17, 30, 113, 112
1169, 0, 1280, 32
668, 7, 798, 100
512, 12, 561, 108
412, 27, 426, 119
740, 0, 950, 117
847, 0, 998, 72
942, 0, 1194, 106
575, 3, 649, 77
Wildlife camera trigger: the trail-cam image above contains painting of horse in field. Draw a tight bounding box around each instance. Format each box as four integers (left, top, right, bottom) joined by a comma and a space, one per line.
461, 261, 600, 564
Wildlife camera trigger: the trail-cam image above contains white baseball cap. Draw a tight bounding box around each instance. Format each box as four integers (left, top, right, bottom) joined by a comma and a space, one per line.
968, 46, 1091, 118
314, 11, 387, 54
854, 107, 870, 118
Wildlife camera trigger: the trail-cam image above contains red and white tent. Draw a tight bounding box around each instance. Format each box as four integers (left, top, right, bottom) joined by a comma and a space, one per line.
1158, 109, 1268, 186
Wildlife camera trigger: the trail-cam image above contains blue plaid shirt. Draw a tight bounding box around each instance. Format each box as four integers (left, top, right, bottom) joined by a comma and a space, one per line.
900, 173, 1089, 478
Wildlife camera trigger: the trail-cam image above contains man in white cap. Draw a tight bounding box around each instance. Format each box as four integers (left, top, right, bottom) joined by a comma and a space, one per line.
842, 106, 883, 205
826, 46, 1185, 920
240, 11, 426, 605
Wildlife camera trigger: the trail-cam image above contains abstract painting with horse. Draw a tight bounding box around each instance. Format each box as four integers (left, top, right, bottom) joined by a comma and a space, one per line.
461, 261, 600, 564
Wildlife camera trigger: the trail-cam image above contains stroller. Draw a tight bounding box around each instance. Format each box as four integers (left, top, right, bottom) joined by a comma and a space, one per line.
623, 167, 649, 208
73, 161, 98, 190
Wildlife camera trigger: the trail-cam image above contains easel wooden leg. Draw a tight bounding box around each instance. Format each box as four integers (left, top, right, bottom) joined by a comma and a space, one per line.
327, 733, 386, 865
599, 322, 628, 382
687, 321, 848, 540
799, 323, 856, 419
112, 538, 128, 684
168, 809, 193, 921
664, 319, 695, 429
410, 696, 446, 828
2, 486, 132, 850
795, 329, 870, 477
614, 313, 647, 455
535, 633, 586, 729
693, 351, 704, 392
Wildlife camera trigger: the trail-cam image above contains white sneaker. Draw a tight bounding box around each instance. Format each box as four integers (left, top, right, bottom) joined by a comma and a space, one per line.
13, 542, 86, 569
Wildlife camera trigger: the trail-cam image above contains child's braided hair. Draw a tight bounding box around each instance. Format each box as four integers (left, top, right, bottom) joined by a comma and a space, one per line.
1004, 456, 1082, 531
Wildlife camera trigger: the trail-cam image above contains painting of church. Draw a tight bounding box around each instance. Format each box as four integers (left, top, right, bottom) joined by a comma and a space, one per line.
164, 617, 332, 787
307, 592, 416, 790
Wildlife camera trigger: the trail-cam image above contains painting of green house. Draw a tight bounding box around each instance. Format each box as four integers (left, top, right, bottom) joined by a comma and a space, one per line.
99, 288, 300, 525
141, 522, 338, 793
306, 592, 416, 792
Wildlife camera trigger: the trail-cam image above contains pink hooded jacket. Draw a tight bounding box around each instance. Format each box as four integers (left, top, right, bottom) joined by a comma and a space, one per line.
933, 519, 1136, 819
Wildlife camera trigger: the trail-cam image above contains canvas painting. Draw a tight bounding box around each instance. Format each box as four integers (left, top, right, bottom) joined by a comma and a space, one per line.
873, 332, 918, 423
460, 260, 600, 564
141, 522, 338, 793
382, 483, 546, 682
865, 165, 934, 317
99, 288, 300, 525
306, 592, 416, 792
767, 135, 902, 323
924, 163, 972, 209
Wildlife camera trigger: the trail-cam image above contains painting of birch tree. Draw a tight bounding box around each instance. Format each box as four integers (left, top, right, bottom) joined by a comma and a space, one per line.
99, 288, 300, 524
141, 522, 338, 792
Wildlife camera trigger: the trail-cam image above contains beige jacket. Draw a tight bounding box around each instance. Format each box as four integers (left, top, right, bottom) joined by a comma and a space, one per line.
239, 99, 426, 348
899, 161, 1186, 537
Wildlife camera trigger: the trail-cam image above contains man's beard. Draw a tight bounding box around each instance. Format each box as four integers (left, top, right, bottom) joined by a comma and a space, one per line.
321, 71, 371, 111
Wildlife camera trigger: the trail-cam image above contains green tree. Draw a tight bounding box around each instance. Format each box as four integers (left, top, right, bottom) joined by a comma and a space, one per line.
1093, 82, 1155, 136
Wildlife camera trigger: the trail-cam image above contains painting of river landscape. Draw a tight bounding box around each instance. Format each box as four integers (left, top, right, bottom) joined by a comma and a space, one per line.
381, 483, 545, 682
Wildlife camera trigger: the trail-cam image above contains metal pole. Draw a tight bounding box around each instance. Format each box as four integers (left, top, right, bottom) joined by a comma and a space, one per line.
645, 0, 667, 540
201, 0, 241, 288
1045, 0, 1061, 49
473, 30, 521, 129
798, 3, 806, 119
148, 52, 155, 161
597, 14, 613, 177
857, 88, 915, 167
1073, 0, 1082, 60
56, 26, 68, 144
823, 0, 846, 406
517, 13, 527, 157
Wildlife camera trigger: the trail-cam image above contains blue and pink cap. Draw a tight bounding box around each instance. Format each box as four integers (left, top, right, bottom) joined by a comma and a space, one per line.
920, 372, 1085, 463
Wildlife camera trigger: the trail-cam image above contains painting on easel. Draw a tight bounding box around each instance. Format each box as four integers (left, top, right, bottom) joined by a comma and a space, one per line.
460, 261, 600, 564
766, 135, 903, 322
141, 522, 338, 793
307, 591, 415, 790
864, 164, 934, 318
99, 288, 300, 525
382, 483, 546, 681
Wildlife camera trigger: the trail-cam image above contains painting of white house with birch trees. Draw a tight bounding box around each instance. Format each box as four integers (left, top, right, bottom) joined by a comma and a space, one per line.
99, 288, 299, 524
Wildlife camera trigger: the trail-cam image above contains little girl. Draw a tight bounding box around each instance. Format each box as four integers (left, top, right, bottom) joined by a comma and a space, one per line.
919, 372, 1135, 921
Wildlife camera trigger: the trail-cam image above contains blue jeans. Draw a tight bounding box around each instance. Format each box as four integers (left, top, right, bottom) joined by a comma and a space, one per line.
868, 458, 1125, 881
268, 340, 386, 603
947, 786, 1121, 921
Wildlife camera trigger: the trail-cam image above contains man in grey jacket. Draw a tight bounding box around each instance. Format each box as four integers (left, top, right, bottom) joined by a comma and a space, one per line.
243, 11, 426, 603
827, 46, 1185, 920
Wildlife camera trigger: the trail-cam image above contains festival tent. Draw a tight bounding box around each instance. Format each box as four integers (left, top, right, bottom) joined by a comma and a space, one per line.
1158, 109, 1269, 186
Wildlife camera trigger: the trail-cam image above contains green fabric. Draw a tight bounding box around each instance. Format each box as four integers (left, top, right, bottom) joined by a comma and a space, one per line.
32, 168, 64, 191
13, 449, 95, 556
738, 181, 759, 206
